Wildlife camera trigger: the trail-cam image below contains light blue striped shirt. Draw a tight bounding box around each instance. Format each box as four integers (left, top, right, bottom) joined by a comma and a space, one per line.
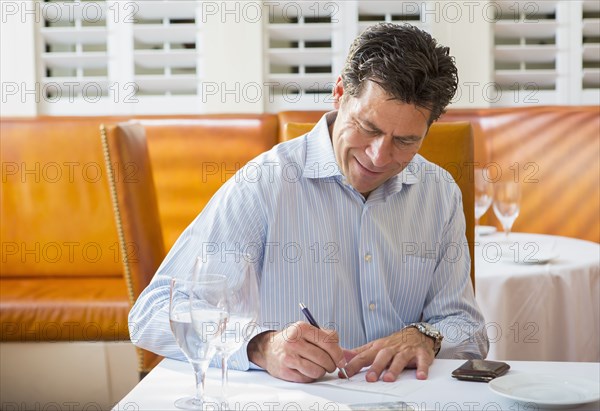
129, 112, 488, 371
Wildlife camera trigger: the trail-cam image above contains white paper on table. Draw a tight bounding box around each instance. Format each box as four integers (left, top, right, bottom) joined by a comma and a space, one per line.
315, 371, 428, 397
224, 381, 351, 411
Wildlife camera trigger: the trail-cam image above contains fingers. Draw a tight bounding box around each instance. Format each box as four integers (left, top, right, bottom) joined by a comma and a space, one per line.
414, 349, 433, 380
344, 343, 376, 377
253, 321, 436, 384
279, 349, 332, 381
343, 348, 357, 363
343, 332, 436, 382
256, 322, 346, 383
277, 365, 318, 383
365, 347, 433, 382
302, 323, 347, 371
366, 348, 397, 382
382, 351, 413, 382
293, 333, 337, 373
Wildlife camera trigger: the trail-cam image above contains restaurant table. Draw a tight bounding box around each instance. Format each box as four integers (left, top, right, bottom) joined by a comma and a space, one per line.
113, 358, 600, 410
474, 232, 600, 362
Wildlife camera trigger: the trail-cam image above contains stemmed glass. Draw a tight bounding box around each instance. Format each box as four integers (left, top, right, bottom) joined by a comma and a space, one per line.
195, 253, 260, 405
169, 275, 228, 410
474, 168, 494, 234
493, 180, 521, 239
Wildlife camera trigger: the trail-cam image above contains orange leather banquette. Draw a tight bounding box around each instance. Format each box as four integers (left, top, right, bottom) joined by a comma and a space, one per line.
0, 115, 278, 346
440, 106, 599, 242
1, 106, 597, 350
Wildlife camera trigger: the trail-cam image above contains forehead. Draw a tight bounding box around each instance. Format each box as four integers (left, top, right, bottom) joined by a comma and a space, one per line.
346, 82, 430, 136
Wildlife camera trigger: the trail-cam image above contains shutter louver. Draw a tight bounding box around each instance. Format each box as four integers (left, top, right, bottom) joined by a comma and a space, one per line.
39, 0, 109, 109
357, 1, 427, 33
265, 1, 337, 111
582, 0, 600, 103
132, 1, 199, 96
493, 1, 559, 105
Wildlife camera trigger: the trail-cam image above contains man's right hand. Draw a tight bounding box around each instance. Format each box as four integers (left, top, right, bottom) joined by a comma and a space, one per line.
247, 321, 347, 383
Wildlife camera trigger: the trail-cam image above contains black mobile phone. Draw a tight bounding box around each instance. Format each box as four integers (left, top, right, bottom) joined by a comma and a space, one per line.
451, 359, 510, 382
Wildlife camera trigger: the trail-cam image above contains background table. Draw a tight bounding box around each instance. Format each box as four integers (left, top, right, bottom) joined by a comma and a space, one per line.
114, 358, 600, 410
475, 232, 600, 362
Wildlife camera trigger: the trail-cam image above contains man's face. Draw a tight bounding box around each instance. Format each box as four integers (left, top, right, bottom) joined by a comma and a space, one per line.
330, 78, 432, 198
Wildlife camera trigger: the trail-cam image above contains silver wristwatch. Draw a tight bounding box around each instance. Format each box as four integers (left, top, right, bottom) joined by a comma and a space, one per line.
404, 322, 443, 356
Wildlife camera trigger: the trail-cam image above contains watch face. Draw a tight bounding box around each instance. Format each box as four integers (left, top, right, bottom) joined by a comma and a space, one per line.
427, 326, 441, 338
418, 323, 442, 340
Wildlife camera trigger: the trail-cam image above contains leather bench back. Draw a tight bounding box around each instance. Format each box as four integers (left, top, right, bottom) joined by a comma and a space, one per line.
1, 118, 122, 278
442, 106, 599, 242
1, 115, 280, 278
139, 115, 279, 251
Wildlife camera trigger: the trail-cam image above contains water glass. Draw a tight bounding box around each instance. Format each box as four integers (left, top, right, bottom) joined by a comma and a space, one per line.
474, 168, 494, 228
493, 181, 521, 239
194, 253, 260, 403
170, 275, 228, 410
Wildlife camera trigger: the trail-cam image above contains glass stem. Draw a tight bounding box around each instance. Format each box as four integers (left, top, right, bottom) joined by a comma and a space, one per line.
221, 352, 230, 399
192, 363, 205, 402
504, 223, 512, 239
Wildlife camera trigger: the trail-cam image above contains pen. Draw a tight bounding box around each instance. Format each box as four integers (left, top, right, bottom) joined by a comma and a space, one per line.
299, 302, 351, 380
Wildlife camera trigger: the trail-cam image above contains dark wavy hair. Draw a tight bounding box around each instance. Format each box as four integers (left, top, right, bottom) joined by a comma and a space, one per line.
341, 23, 458, 124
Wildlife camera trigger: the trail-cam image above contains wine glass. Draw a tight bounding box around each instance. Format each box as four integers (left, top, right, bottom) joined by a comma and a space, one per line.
170, 275, 228, 410
474, 168, 494, 234
493, 180, 521, 239
194, 253, 260, 404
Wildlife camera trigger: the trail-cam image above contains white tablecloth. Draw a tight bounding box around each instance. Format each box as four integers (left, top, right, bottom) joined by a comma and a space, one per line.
114, 358, 600, 411
475, 232, 600, 362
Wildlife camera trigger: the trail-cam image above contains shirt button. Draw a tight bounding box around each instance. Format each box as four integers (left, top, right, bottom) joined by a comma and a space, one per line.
369, 303, 376, 311
365, 253, 372, 262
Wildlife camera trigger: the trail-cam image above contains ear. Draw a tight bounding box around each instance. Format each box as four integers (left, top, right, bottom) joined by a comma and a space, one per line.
332, 76, 344, 109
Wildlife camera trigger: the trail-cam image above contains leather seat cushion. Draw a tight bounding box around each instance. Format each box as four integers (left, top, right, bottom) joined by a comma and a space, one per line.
0, 277, 130, 341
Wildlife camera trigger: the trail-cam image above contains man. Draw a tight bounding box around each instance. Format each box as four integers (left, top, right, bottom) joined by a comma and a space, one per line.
129, 23, 488, 384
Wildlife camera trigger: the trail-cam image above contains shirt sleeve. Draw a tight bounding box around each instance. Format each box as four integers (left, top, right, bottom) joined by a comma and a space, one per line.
423, 184, 490, 359
128, 166, 269, 370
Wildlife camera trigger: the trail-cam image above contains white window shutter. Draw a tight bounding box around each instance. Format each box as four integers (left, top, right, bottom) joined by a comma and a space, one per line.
357, 1, 429, 34
37, 0, 204, 115
132, 1, 199, 95
264, 1, 340, 112
33, 0, 597, 115
263, 1, 435, 112
38, 0, 110, 114
582, 0, 600, 104
493, 1, 560, 106
128, 0, 202, 114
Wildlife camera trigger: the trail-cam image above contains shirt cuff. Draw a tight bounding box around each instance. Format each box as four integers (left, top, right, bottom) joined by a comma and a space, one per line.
210, 323, 275, 371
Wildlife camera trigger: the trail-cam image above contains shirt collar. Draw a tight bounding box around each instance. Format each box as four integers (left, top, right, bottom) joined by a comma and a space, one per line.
382, 159, 420, 198
301, 111, 421, 195
302, 111, 342, 179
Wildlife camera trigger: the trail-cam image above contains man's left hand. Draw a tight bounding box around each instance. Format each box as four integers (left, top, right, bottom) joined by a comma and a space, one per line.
342, 327, 435, 382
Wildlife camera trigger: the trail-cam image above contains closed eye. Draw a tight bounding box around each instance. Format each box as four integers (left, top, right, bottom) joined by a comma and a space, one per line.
357, 121, 380, 136
394, 136, 422, 147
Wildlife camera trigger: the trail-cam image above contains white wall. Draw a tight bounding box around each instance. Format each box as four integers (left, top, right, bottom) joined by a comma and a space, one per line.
202, 6, 264, 113
429, 1, 494, 108
1, 0, 38, 116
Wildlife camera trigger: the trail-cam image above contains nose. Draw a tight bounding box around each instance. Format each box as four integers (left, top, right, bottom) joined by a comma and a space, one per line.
365, 136, 393, 168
